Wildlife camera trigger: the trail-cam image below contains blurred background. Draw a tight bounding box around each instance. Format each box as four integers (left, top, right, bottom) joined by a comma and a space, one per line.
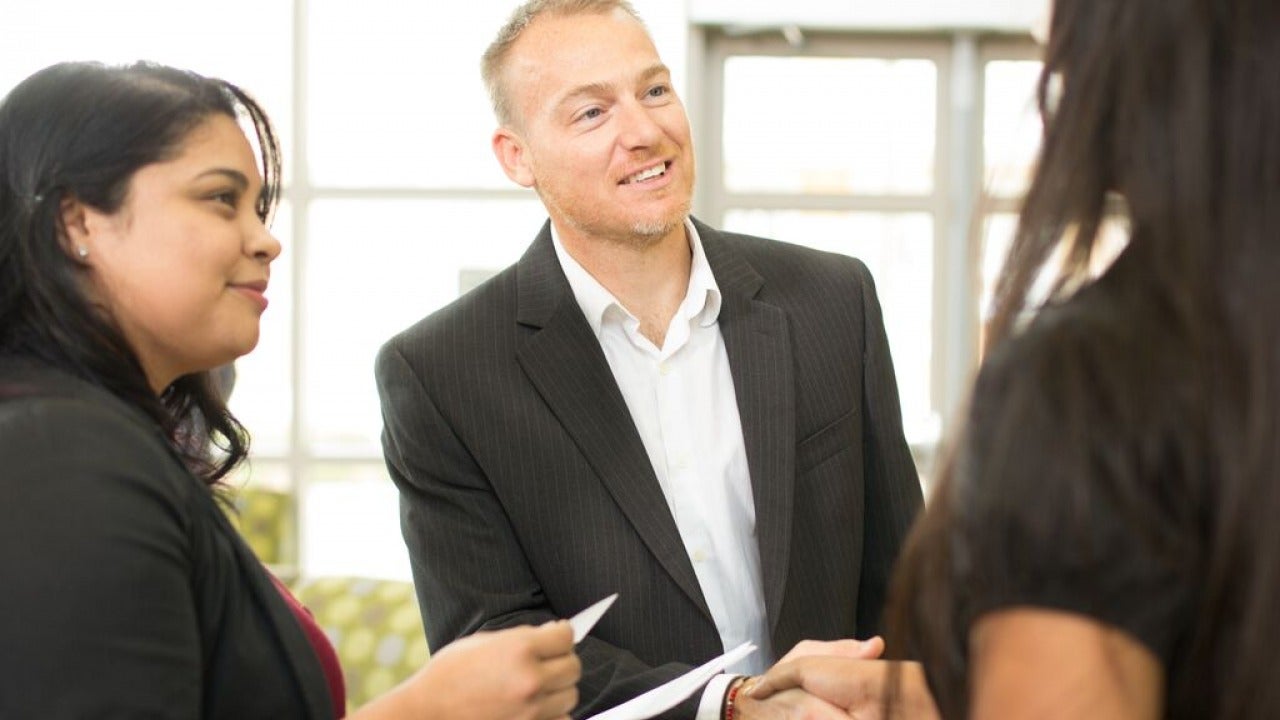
2, 0, 1051, 582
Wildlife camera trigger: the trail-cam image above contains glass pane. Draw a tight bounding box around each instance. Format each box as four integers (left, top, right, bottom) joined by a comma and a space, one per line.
723, 57, 936, 195
0, 0, 294, 183
226, 458, 293, 493
307, 2, 515, 188
223, 461, 296, 569
984, 60, 1043, 198
303, 198, 548, 456
981, 211, 1130, 327
229, 202, 294, 456
980, 213, 1018, 321
301, 463, 411, 581
722, 210, 937, 444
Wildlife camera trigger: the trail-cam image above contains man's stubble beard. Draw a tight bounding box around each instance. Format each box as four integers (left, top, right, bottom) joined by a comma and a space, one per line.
541, 190, 692, 252
627, 197, 691, 244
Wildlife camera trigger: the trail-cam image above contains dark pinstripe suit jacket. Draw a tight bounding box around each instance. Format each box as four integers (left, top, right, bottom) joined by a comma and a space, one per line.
375, 218, 923, 719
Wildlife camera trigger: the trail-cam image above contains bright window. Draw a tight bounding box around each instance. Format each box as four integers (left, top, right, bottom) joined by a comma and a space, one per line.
2, 0, 690, 582
4, 2, 1044, 576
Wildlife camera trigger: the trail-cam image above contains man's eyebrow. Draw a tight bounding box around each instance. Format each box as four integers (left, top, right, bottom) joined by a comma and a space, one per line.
192, 168, 250, 189
553, 63, 672, 113
554, 81, 614, 113
638, 63, 670, 83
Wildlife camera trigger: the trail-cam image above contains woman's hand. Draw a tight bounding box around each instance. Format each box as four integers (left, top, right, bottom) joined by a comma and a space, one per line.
417, 620, 580, 720
777, 636, 885, 664
354, 620, 579, 720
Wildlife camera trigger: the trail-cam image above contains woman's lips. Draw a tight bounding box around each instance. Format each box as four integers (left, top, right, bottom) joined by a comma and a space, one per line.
231, 283, 269, 312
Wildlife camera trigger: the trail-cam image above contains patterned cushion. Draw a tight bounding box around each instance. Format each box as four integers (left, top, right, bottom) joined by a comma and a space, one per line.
289, 576, 430, 713
223, 487, 294, 568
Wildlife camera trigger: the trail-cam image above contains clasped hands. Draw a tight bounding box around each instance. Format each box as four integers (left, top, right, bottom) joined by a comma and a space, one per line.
730, 638, 940, 720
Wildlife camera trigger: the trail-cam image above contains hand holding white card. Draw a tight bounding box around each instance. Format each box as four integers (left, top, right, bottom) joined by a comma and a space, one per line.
568, 593, 618, 644
584, 642, 758, 720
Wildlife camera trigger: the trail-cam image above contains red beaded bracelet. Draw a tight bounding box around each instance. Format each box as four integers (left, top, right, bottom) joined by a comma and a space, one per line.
723, 677, 746, 720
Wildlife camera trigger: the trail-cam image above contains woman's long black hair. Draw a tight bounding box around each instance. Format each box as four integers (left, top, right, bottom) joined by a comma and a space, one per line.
887, 0, 1280, 716
0, 61, 282, 485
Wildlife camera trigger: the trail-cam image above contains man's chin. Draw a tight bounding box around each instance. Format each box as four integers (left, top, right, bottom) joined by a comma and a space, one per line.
629, 204, 690, 239
556, 205, 687, 248
630, 217, 683, 239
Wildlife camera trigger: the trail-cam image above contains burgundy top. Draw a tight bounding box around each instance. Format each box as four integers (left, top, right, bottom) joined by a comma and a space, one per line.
270, 575, 347, 718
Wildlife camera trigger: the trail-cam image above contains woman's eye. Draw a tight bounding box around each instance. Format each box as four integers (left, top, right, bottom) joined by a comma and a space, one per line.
211, 191, 238, 208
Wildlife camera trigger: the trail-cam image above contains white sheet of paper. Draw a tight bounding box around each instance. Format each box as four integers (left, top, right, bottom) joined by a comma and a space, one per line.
584, 641, 758, 720
569, 593, 619, 644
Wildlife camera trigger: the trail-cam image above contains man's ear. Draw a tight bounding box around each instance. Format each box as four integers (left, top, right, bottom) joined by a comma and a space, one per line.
492, 127, 536, 188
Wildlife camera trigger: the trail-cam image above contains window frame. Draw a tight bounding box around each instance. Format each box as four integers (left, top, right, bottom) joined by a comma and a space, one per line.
692, 27, 1040, 476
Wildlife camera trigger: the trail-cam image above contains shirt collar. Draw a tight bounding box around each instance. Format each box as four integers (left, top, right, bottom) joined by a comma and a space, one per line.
551, 218, 722, 338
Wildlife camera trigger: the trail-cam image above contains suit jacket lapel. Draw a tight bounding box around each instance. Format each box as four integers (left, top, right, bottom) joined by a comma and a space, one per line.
696, 219, 796, 637
211, 503, 335, 719
514, 223, 712, 622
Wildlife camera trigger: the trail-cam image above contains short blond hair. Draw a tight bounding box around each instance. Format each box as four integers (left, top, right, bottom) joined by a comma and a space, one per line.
481, 0, 646, 127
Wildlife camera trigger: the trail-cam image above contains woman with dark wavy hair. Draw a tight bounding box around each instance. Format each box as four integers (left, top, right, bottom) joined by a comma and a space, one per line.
0, 61, 578, 719
748, 0, 1280, 717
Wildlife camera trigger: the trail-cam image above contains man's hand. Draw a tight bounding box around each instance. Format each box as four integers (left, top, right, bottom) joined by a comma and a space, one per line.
733, 686, 848, 720
726, 638, 888, 720
747, 657, 939, 720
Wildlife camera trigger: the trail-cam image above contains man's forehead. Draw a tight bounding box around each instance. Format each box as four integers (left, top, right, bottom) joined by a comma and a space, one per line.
513, 21, 659, 81
508, 11, 656, 68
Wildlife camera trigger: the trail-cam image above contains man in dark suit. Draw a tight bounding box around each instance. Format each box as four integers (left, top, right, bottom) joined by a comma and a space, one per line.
375, 2, 924, 718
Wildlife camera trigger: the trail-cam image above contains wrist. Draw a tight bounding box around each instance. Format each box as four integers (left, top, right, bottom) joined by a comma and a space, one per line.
722, 675, 750, 720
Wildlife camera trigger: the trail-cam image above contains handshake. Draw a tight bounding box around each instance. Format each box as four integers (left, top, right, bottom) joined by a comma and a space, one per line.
729, 638, 940, 720
417, 595, 940, 720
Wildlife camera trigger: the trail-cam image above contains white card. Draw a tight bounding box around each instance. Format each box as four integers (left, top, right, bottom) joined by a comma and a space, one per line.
568, 593, 619, 644
585, 642, 758, 720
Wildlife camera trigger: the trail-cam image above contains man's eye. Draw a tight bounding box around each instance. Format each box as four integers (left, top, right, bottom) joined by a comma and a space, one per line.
647, 85, 668, 98
580, 107, 603, 121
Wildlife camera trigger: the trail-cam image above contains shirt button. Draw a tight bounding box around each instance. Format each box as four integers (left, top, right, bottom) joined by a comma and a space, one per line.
659, 363, 670, 376
692, 550, 707, 563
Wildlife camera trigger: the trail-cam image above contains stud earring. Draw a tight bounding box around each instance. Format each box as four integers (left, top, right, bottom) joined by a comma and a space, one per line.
76, 246, 89, 259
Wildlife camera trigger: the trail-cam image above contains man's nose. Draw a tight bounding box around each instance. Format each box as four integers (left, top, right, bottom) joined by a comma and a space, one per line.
615, 100, 663, 149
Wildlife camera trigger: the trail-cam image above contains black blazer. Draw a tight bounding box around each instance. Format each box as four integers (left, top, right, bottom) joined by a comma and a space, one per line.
0, 358, 333, 719
376, 218, 923, 718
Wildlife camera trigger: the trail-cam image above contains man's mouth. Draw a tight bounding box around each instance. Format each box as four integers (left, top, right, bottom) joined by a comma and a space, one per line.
621, 162, 668, 185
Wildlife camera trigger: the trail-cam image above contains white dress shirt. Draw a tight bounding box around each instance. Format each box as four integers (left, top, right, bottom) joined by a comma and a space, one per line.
552, 220, 772, 719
